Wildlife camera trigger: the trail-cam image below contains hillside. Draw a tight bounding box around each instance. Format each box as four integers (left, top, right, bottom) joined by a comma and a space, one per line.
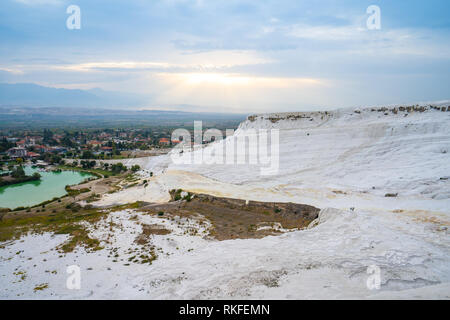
94, 104, 450, 298
1, 103, 449, 299
0, 83, 147, 109
160, 104, 450, 205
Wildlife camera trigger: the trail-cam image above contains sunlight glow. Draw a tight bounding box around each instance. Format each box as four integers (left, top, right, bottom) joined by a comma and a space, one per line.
161, 72, 323, 87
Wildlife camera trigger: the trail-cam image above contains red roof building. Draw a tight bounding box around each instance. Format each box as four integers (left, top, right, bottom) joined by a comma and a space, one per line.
27, 151, 40, 158
159, 138, 170, 145
88, 140, 103, 146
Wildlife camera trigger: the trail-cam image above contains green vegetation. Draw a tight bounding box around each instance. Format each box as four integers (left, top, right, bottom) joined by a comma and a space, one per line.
33, 283, 49, 292
108, 201, 146, 211
58, 165, 113, 178
11, 165, 25, 178
169, 189, 193, 202
182, 192, 193, 202
110, 163, 127, 174
131, 164, 141, 172
57, 225, 102, 253
79, 159, 97, 169
0, 165, 41, 187
170, 189, 183, 201
86, 193, 101, 203
65, 185, 90, 197
0, 205, 108, 251
64, 162, 126, 177
0, 137, 15, 153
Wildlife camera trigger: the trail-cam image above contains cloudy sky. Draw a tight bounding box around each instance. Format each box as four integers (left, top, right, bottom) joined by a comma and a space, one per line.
0, 0, 449, 113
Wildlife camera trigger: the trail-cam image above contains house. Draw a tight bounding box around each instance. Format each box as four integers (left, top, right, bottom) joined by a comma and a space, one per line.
159, 138, 171, 146
27, 151, 40, 159
30, 136, 43, 143
87, 140, 103, 147
53, 134, 63, 143
100, 146, 113, 154
112, 139, 127, 144
35, 160, 49, 167
16, 139, 27, 148
24, 136, 42, 146
7, 147, 27, 159
49, 146, 67, 154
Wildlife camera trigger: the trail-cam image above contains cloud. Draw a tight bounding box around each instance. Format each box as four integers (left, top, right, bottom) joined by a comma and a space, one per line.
5, 50, 275, 74
287, 25, 367, 41
0, 67, 24, 75
2, 0, 449, 112
158, 72, 323, 88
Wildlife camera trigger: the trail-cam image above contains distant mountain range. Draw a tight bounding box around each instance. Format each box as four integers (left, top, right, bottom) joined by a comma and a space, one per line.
0, 106, 246, 129
0, 83, 247, 129
0, 83, 148, 108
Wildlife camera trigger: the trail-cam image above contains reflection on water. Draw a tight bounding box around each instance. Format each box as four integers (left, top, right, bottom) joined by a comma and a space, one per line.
0, 167, 93, 209
0, 179, 42, 194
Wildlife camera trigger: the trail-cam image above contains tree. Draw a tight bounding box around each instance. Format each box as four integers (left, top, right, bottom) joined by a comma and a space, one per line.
81, 150, 94, 159
61, 135, 75, 148
43, 129, 56, 145
11, 166, 25, 178
110, 162, 126, 174
131, 165, 141, 172
50, 155, 62, 164
0, 138, 14, 153
32, 172, 41, 179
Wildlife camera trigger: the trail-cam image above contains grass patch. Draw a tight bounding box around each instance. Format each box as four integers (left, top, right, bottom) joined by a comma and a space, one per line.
110, 201, 146, 212
58, 165, 113, 178
59, 227, 103, 253
170, 189, 183, 201
33, 283, 49, 292
86, 193, 101, 203
65, 186, 90, 197
0, 206, 108, 251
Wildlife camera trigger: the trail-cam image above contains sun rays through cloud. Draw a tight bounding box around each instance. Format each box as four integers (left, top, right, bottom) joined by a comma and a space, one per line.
0, 0, 449, 112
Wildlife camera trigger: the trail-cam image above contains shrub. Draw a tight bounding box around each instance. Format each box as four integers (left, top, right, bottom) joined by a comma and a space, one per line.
131, 165, 141, 172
